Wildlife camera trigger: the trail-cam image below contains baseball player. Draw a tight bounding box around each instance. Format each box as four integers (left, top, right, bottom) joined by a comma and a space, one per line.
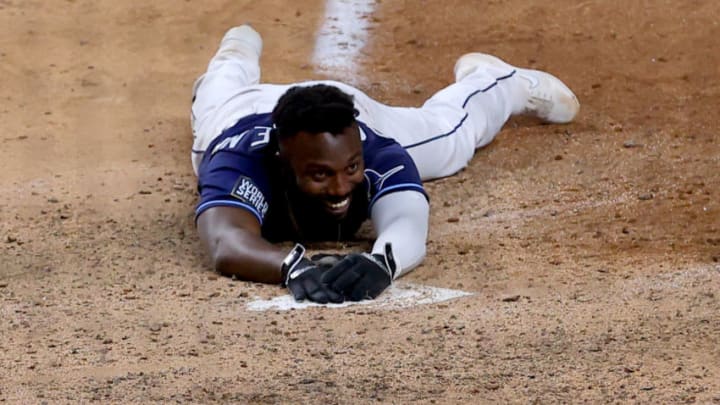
190, 25, 579, 303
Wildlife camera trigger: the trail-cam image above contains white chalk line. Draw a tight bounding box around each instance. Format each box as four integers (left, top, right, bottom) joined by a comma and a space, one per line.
312, 0, 376, 85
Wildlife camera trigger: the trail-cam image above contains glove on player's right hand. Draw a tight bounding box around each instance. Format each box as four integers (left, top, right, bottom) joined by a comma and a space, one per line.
321, 253, 394, 301
285, 258, 344, 304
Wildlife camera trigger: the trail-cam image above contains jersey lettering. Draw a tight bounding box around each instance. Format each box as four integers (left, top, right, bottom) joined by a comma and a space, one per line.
211, 132, 248, 155
250, 126, 272, 149
231, 176, 269, 218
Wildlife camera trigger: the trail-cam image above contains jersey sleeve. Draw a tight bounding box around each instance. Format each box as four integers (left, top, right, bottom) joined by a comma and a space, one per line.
362, 136, 428, 211
195, 149, 271, 224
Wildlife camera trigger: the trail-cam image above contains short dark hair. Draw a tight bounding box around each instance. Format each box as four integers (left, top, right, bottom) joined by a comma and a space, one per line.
271, 84, 358, 139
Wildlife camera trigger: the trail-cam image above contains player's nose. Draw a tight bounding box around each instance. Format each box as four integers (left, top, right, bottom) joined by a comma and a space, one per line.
327, 174, 354, 197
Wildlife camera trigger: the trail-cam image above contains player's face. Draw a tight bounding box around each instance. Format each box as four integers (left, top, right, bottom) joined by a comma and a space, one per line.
278, 125, 365, 219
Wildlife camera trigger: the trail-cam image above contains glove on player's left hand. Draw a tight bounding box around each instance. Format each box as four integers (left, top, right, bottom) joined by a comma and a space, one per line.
282, 244, 343, 304
321, 249, 395, 301
285, 258, 344, 304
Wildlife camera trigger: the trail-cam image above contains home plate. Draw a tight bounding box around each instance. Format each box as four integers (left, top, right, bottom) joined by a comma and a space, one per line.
246, 282, 473, 311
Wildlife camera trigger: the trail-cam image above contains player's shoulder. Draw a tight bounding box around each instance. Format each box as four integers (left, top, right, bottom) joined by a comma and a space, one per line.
205, 113, 275, 158
356, 119, 426, 203
357, 121, 402, 151
357, 120, 413, 169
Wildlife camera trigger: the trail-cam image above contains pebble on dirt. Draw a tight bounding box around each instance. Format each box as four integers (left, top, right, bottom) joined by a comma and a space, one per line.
623, 140, 643, 148
149, 323, 162, 332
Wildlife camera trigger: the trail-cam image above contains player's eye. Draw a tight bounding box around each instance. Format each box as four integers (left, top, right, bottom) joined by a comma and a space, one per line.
346, 162, 359, 174
310, 171, 328, 182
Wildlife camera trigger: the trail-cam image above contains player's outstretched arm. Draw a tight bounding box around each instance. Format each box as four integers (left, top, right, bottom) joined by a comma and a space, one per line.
197, 206, 344, 303
370, 190, 430, 277
197, 206, 287, 283
320, 191, 429, 301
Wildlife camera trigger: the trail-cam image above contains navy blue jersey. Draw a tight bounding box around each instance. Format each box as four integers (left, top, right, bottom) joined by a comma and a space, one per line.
195, 113, 428, 242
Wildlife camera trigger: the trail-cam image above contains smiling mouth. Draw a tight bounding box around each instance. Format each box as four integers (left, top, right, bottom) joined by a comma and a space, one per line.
324, 196, 351, 216
329, 198, 349, 209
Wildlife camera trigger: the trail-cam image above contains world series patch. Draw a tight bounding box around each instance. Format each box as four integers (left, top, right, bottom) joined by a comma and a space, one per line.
231, 176, 269, 218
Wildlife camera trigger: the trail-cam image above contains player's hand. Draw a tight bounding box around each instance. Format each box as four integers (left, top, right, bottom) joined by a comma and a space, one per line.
321, 253, 394, 301
285, 258, 344, 304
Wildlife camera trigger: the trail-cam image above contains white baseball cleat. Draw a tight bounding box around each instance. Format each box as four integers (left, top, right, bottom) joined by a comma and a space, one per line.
454, 52, 580, 124
219, 24, 263, 59
191, 24, 263, 107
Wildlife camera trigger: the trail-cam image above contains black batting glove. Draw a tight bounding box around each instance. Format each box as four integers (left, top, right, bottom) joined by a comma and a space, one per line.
284, 259, 344, 304
281, 244, 343, 304
321, 247, 396, 301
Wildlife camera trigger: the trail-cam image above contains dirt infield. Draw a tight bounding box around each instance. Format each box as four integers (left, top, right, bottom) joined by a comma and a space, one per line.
1, 0, 719, 403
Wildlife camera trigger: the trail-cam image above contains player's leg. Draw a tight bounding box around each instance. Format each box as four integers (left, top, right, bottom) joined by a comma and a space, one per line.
371, 54, 579, 181
401, 58, 522, 180
190, 25, 263, 174
453, 53, 580, 124
346, 64, 516, 180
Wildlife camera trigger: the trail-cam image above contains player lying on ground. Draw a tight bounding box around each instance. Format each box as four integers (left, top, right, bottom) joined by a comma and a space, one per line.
190, 25, 579, 303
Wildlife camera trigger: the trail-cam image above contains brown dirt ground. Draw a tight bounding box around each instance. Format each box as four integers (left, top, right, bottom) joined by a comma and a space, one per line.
1, 0, 719, 403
